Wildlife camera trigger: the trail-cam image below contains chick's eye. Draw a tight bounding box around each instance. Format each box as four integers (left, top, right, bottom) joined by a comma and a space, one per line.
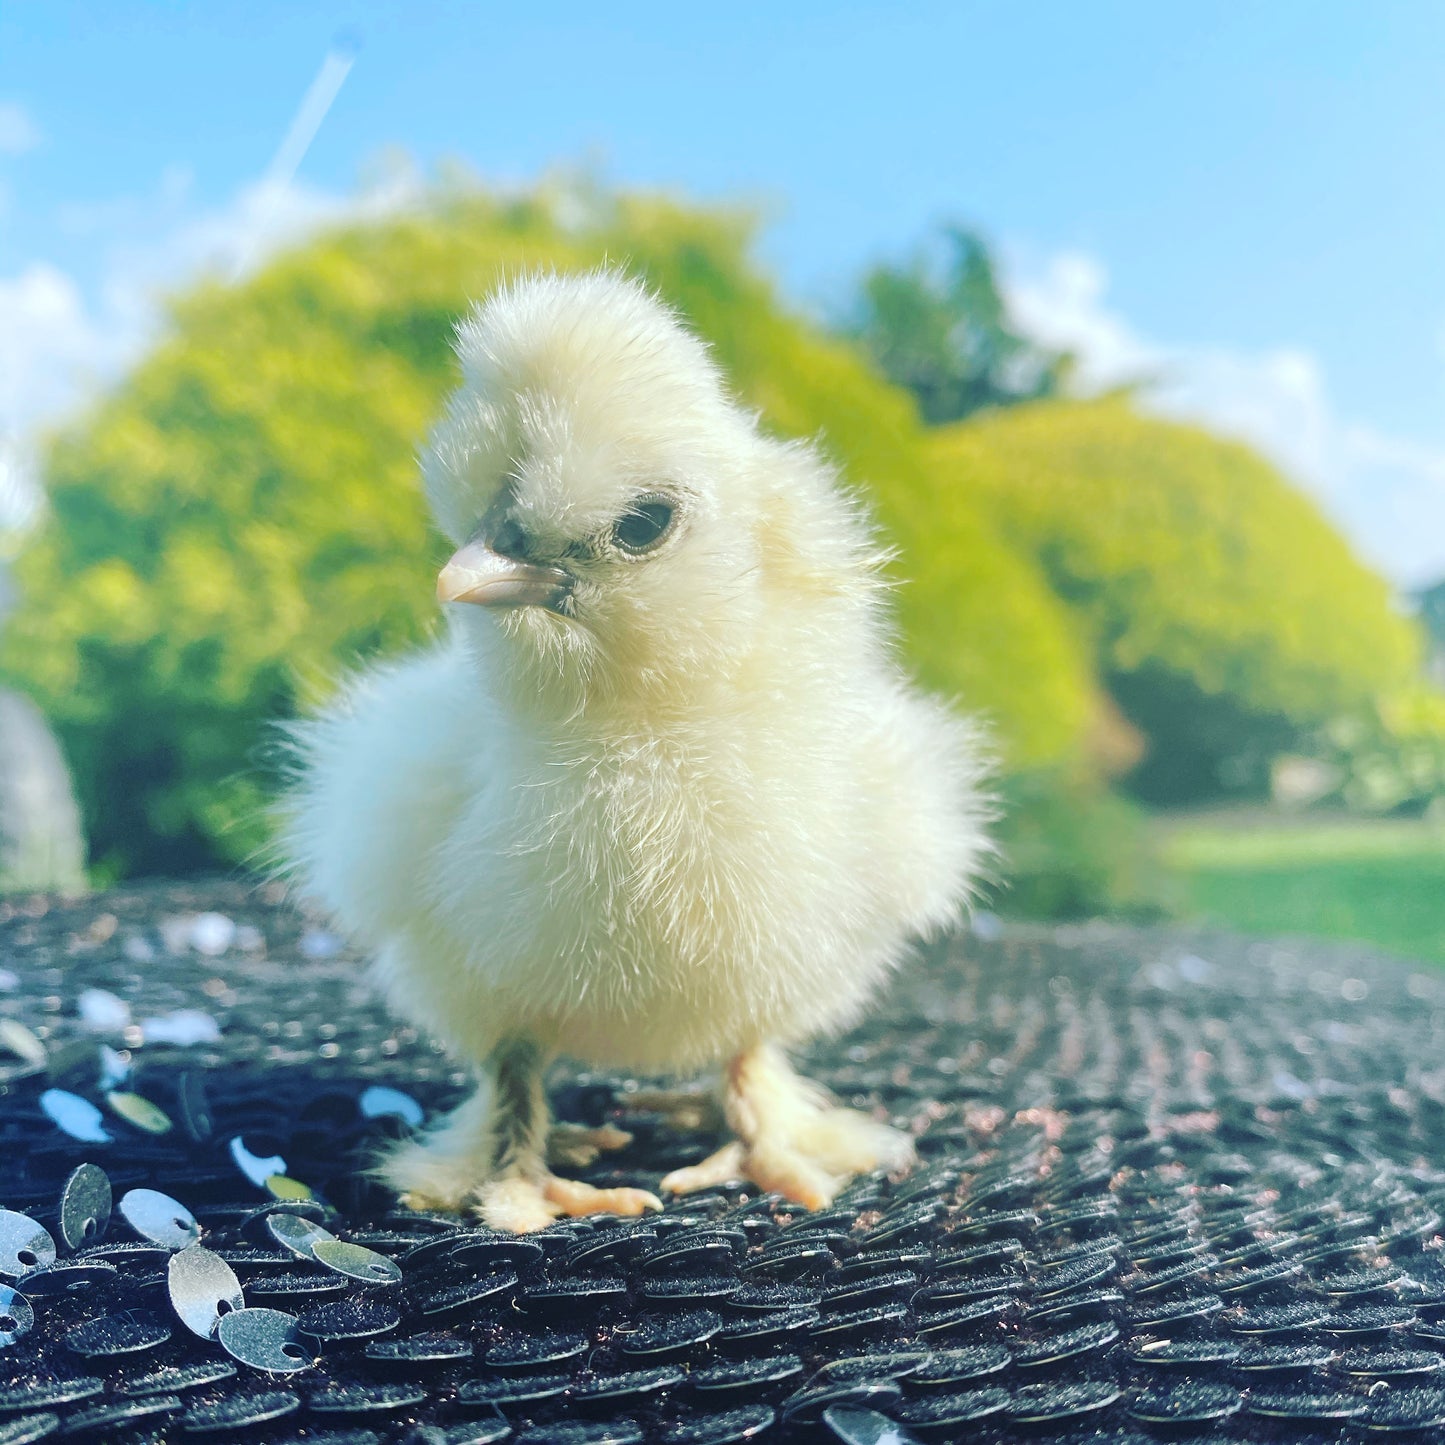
612, 498, 676, 554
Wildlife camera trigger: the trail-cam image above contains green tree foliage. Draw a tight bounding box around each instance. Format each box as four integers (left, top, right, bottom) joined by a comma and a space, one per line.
930, 400, 1426, 802
846, 227, 1070, 424
2, 186, 1096, 877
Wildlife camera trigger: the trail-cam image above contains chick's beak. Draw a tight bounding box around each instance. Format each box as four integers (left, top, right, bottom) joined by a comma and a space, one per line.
437, 538, 573, 611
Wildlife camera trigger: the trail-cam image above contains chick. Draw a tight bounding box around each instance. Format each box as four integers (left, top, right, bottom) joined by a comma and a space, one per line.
282, 272, 990, 1232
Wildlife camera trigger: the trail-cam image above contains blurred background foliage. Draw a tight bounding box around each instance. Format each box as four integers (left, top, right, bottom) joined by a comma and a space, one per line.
929, 402, 1423, 802
845, 228, 1070, 424
4, 179, 1443, 941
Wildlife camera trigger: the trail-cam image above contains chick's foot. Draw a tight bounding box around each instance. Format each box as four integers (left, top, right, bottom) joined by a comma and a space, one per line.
660, 1044, 915, 1211
473, 1175, 662, 1233
379, 1042, 661, 1232
658, 1141, 748, 1195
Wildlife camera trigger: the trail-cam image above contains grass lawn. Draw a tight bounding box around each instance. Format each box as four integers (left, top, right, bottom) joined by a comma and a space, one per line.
1155, 812, 1445, 967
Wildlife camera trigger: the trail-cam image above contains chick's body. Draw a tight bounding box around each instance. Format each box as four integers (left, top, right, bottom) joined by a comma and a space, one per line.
296, 617, 971, 1076
284, 273, 989, 1229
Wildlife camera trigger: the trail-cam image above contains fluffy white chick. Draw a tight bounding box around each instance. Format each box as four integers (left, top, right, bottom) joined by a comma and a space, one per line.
282, 271, 990, 1232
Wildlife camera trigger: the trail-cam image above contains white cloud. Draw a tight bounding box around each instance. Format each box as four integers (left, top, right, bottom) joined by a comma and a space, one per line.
0, 42, 390, 534
0, 184, 303, 445
0, 260, 140, 533
1003, 249, 1445, 591
0, 263, 118, 436
0, 160, 422, 534
1, 163, 423, 428
0, 101, 39, 156
145, 174, 350, 282
159, 164, 420, 283
1008, 252, 1155, 392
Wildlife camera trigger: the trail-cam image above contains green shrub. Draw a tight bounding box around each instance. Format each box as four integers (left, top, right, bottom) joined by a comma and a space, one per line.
1315, 688, 1445, 815
992, 768, 1177, 920
930, 401, 1426, 802
3, 186, 1096, 877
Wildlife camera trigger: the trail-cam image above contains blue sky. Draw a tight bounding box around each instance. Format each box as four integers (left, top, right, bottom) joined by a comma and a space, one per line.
1, 1, 1442, 583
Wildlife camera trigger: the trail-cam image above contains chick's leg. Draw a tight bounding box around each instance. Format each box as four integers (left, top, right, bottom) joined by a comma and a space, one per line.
477, 1039, 661, 1230
661, 1044, 915, 1210
381, 1038, 660, 1233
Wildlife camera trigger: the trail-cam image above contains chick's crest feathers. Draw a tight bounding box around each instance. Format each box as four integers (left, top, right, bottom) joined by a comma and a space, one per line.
425, 270, 730, 549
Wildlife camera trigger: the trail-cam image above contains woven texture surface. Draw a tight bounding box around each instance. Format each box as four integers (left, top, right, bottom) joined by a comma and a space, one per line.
1, 878, 1444, 1443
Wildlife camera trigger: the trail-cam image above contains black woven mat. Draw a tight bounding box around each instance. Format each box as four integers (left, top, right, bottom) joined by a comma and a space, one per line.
1, 878, 1444, 1444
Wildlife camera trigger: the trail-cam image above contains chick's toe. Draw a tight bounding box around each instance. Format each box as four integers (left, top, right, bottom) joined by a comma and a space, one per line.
542, 1176, 663, 1218
662, 1044, 915, 1210
545, 1122, 633, 1170
471, 1176, 662, 1233
658, 1141, 748, 1196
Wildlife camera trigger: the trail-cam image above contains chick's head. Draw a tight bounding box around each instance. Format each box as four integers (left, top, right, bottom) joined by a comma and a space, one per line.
424, 271, 882, 705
